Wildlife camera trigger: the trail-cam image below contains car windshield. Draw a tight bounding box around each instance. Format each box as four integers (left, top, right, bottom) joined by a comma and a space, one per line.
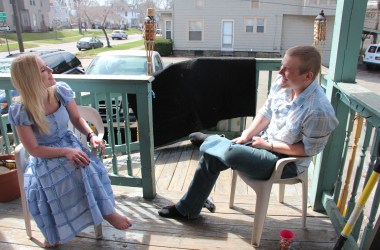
87, 55, 149, 75
0, 60, 13, 73
80, 37, 92, 42
367, 46, 380, 53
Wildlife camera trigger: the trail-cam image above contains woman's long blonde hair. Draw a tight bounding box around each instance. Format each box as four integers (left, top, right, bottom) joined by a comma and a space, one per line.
10, 54, 56, 134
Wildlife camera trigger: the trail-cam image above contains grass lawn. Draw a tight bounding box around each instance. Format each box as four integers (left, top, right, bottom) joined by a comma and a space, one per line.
0, 42, 39, 52
0, 28, 142, 52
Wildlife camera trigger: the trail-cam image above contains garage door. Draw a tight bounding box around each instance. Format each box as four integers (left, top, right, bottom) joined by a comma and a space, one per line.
281, 15, 332, 66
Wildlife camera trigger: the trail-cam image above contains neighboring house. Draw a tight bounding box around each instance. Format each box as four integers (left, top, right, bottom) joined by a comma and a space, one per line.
171, 0, 337, 66
126, 4, 140, 29
0, 0, 49, 32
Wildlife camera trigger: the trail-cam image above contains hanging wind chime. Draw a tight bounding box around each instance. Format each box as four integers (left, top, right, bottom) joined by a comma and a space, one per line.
143, 8, 157, 76
313, 10, 327, 83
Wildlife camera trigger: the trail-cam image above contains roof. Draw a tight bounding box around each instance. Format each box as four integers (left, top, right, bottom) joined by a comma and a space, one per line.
96, 50, 158, 57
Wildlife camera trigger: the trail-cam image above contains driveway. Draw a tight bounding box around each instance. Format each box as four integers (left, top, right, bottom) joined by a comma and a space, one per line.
355, 64, 380, 93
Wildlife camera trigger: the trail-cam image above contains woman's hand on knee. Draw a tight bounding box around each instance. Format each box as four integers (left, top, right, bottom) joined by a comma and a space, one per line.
67, 148, 90, 168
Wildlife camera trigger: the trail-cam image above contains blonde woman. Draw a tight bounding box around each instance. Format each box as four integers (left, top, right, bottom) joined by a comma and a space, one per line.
9, 54, 132, 247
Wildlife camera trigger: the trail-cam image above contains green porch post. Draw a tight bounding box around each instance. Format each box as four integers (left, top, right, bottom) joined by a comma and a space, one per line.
136, 83, 156, 199
309, 0, 369, 211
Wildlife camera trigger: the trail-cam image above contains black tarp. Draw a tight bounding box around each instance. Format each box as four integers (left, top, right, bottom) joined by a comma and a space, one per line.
130, 57, 257, 147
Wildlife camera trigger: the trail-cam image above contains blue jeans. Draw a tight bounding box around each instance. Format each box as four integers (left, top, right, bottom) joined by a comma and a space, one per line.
176, 135, 293, 218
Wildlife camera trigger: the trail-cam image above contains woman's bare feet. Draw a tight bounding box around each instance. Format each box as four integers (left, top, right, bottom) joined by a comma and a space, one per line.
104, 211, 132, 230
44, 240, 60, 248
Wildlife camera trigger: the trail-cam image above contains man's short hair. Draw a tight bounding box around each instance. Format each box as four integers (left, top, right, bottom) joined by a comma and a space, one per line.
285, 46, 321, 78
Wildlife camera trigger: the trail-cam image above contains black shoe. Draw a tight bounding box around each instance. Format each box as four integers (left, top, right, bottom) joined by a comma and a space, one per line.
189, 132, 226, 148
189, 132, 210, 147
203, 197, 216, 213
158, 205, 187, 219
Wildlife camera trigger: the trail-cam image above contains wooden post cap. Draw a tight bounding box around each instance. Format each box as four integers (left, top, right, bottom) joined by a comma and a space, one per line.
147, 8, 155, 16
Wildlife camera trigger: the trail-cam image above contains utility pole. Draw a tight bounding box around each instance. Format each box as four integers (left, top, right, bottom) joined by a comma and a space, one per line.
11, 0, 24, 52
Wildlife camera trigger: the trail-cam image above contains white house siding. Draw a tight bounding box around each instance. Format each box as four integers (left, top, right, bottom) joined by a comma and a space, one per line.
173, 0, 336, 58
281, 15, 335, 66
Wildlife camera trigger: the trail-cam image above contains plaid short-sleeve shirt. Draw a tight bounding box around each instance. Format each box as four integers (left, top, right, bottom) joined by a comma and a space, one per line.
259, 76, 339, 171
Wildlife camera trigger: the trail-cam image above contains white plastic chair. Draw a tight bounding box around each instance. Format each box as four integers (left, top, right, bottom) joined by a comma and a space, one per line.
229, 156, 308, 246
14, 105, 104, 240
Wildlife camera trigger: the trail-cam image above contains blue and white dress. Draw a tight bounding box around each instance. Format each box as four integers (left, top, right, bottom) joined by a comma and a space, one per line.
8, 82, 115, 244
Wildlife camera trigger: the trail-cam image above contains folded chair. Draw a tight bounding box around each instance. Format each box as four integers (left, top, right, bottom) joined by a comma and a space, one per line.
14, 105, 104, 240
229, 156, 308, 246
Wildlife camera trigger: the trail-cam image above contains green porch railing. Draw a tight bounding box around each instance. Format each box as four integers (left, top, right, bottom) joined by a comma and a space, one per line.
0, 74, 156, 199
319, 75, 380, 250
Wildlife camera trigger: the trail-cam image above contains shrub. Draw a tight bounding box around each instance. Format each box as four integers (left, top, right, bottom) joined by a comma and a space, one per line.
155, 37, 173, 56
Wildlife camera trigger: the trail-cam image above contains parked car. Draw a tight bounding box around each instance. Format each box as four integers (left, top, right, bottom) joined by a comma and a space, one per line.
363, 44, 380, 69
111, 30, 128, 40
86, 50, 165, 76
76, 37, 103, 51
85, 50, 165, 139
0, 49, 85, 114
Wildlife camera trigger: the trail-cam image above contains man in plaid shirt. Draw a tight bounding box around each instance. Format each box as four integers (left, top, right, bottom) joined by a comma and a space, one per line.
159, 45, 339, 219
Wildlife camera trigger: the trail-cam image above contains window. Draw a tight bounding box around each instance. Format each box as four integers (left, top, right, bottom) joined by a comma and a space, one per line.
251, 0, 259, 9
32, 14, 37, 27
245, 18, 254, 33
245, 18, 265, 33
195, 0, 204, 8
309, 0, 336, 6
188, 20, 203, 41
256, 18, 265, 33
154, 55, 163, 72
41, 14, 45, 27
22, 13, 30, 27
165, 20, 172, 39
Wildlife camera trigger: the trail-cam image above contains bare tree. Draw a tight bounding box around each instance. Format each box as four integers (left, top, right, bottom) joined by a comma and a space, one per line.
51, 18, 63, 39
82, 5, 113, 47
72, 0, 128, 47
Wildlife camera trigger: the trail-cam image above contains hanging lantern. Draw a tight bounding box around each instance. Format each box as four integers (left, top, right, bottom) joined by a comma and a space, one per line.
314, 10, 327, 46
143, 8, 157, 75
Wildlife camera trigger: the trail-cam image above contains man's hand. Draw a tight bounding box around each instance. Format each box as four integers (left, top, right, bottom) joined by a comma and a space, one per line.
250, 136, 271, 150
232, 136, 249, 145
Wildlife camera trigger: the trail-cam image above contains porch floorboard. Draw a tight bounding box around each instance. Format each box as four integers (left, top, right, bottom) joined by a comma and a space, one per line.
0, 140, 338, 249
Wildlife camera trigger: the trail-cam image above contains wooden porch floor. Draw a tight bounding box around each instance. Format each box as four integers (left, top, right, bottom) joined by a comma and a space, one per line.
0, 140, 338, 249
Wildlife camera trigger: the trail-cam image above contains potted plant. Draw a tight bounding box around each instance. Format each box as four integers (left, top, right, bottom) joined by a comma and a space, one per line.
0, 154, 21, 202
